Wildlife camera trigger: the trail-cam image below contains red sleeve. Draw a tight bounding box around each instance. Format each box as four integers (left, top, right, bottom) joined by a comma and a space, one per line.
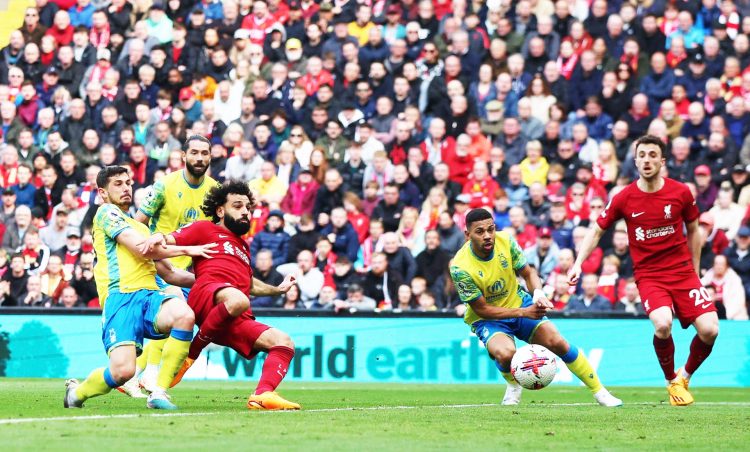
681, 184, 700, 223
597, 189, 624, 230
170, 221, 205, 246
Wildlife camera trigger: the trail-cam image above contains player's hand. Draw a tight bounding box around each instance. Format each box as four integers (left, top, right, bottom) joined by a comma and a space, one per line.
567, 264, 582, 286
187, 242, 218, 258
522, 304, 549, 320
532, 290, 554, 309
277, 274, 297, 293
139, 233, 166, 255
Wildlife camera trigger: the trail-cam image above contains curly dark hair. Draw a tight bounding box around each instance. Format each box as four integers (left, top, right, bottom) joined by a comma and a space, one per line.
201, 180, 255, 223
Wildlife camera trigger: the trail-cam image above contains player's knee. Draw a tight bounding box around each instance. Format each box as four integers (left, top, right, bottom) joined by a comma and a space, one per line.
545, 336, 569, 356
111, 363, 136, 384
653, 319, 672, 338
490, 348, 514, 366
173, 305, 195, 330
274, 332, 294, 349
225, 296, 250, 316
698, 322, 719, 343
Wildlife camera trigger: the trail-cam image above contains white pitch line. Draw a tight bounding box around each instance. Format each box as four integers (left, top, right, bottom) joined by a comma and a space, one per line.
2, 401, 749, 425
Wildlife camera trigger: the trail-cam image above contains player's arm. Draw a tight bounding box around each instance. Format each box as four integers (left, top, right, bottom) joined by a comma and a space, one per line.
133, 210, 151, 225
155, 259, 195, 288
469, 296, 548, 320
250, 274, 296, 297
518, 264, 554, 309
135, 181, 164, 225
568, 223, 606, 285
117, 229, 216, 260
685, 218, 702, 276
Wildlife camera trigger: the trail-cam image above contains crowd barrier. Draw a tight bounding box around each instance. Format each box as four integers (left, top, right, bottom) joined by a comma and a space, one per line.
0, 310, 747, 387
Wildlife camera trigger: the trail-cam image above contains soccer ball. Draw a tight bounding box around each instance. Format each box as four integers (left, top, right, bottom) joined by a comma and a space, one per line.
510, 344, 558, 390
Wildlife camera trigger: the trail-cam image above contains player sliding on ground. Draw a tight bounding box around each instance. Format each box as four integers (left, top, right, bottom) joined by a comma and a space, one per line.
64, 166, 216, 410
450, 208, 622, 407
569, 135, 719, 406
140, 180, 301, 410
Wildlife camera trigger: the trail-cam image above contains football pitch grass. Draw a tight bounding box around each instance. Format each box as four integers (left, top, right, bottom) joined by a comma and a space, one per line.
1, 379, 748, 451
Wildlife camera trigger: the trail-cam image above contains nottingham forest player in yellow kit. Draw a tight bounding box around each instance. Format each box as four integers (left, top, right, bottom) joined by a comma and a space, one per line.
116, 135, 218, 396
449, 208, 622, 406
63, 166, 216, 410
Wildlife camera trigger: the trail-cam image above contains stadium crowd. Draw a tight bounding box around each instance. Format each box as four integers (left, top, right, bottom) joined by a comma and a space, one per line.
0, 0, 748, 319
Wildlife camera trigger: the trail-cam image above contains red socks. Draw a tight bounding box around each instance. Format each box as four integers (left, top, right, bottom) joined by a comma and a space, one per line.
653, 335, 677, 381
685, 335, 714, 375
188, 303, 233, 360
255, 346, 295, 395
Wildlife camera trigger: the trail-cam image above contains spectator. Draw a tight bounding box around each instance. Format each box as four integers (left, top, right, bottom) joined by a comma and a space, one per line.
251, 249, 285, 308
69, 250, 95, 305
3, 205, 35, 253
436, 211, 465, 255
58, 285, 83, 308
361, 251, 401, 308
372, 182, 405, 233
19, 229, 50, 275
19, 274, 52, 307
0, 253, 29, 306
701, 254, 748, 320
281, 283, 304, 310
566, 274, 612, 312
382, 231, 417, 284
312, 168, 345, 220
524, 226, 560, 281
277, 249, 325, 307
321, 207, 359, 263
225, 140, 264, 182
281, 169, 319, 223
614, 279, 645, 314
39, 208, 69, 253
40, 254, 67, 302
415, 229, 450, 307
709, 188, 744, 240
249, 210, 289, 267
335, 283, 376, 312
394, 284, 415, 311
248, 161, 287, 207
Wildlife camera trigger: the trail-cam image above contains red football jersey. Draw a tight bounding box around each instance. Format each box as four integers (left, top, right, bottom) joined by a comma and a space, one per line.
171, 220, 253, 295
597, 178, 700, 280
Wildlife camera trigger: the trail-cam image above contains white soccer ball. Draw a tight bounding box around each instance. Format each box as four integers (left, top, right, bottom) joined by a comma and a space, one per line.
510, 344, 558, 390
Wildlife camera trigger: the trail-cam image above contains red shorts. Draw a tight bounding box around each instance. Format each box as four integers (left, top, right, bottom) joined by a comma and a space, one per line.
188, 282, 271, 359
637, 273, 717, 328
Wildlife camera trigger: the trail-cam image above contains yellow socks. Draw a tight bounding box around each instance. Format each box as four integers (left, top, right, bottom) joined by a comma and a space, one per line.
561, 347, 603, 393
156, 329, 192, 390
75, 367, 116, 401
148, 339, 166, 366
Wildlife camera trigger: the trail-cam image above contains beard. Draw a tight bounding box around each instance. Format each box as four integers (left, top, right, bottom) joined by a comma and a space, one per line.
186, 160, 208, 178
224, 213, 250, 236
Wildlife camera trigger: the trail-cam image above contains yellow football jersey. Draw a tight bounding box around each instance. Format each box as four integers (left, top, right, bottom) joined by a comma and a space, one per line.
93, 204, 159, 306
449, 231, 528, 325
138, 170, 217, 270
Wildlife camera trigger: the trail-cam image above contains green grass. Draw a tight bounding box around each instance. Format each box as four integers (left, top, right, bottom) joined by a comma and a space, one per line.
1, 379, 748, 451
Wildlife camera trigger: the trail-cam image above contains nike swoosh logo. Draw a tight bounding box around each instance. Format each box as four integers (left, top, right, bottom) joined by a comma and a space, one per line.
701, 303, 712, 309
218, 234, 228, 238
631, 212, 645, 217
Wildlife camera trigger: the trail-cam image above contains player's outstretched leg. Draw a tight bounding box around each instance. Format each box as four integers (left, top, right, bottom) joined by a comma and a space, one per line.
149, 298, 195, 410
532, 322, 622, 407
680, 312, 719, 391
650, 307, 693, 406
172, 288, 250, 387
486, 334, 522, 405
247, 328, 300, 410
65, 347, 136, 408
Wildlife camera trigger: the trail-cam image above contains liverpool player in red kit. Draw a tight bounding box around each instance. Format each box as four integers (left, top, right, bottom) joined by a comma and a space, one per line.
568, 135, 719, 406
142, 180, 300, 410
